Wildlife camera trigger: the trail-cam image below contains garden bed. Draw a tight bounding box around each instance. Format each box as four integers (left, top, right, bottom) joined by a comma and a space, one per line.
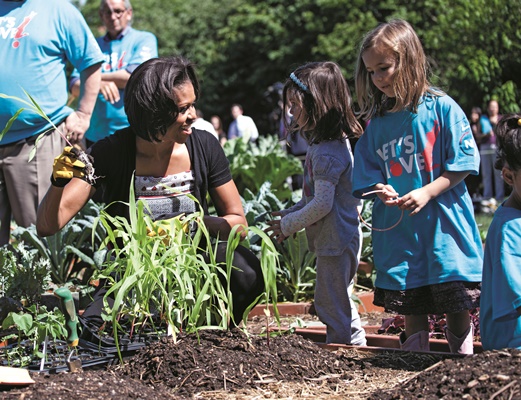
2, 297, 514, 400
1, 327, 520, 400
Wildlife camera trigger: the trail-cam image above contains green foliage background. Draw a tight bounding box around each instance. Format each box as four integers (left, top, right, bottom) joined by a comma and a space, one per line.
77, 0, 521, 133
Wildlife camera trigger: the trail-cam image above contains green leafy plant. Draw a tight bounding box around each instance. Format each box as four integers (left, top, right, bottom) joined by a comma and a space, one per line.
243, 181, 316, 302
10, 200, 107, 285
223, 135, 303, 201
0, 242, 51, 304
475, 212, 494, 243
1, 305, 67, 367
359, 199, 374, 265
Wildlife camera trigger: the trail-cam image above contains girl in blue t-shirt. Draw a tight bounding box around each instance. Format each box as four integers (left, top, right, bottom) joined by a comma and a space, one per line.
352, 19, 483, 354
480, 115, 521, 350
265, 61, 365, 345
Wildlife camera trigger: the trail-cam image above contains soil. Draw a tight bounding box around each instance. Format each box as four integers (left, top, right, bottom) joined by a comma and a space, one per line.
1, 314, 520, 400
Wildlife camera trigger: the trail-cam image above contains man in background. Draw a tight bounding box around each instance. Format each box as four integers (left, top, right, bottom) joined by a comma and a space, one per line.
227, 103, 259, 142
0, 0, 103, 245
192, 109, 219, 140
70, 0, 157, 147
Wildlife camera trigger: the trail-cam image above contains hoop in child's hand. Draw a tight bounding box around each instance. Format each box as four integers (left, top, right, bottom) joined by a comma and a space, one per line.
358, 189, 404, 232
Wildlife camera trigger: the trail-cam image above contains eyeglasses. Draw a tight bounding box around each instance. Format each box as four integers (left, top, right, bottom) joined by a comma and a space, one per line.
102, 8, 128, 17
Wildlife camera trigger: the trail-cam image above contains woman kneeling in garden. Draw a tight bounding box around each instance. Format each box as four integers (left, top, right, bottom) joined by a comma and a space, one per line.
36, 56, 264, 327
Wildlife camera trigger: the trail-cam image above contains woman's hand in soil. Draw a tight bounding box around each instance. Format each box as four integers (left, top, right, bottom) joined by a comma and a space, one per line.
396, 187, 430, 215
51, 146, 86, 187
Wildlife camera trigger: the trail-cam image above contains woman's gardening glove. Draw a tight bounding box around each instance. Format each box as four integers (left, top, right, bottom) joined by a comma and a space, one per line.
51, 146, 86, 187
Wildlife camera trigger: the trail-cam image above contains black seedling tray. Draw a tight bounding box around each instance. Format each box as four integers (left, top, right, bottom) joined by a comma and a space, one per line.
79, 317, 166, 356
0, 339, 114, 374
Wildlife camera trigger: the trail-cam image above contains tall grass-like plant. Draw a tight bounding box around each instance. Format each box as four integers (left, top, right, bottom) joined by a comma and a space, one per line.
275, 230, 316, 303
0, 90, 97, 182
0, 90, 52, 160
92, 179, 280, 357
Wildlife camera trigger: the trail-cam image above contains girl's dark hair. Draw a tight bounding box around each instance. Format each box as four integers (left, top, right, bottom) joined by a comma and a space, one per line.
471, 107, 482, 116
282, 61, 362, 144
494, 114, 521, 172
470, 107, 483, 135
124, 56, 200, 142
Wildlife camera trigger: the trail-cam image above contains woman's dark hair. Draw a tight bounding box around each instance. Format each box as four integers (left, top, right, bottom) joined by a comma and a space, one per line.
494, 114, 521, 172
124, 56, 200, 142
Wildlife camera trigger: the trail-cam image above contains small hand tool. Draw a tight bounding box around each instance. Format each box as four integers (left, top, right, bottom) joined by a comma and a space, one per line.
54, 287, 82, 372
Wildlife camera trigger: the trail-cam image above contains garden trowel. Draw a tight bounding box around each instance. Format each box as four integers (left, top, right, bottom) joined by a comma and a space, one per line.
54, 287, 82, 372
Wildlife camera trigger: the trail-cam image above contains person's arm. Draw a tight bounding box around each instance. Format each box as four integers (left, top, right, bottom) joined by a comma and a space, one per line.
36, 178, 95, 237
266, 179, 335, 243
278, 196, 306, 217
204, 180, 248, 240
100, 69, 132, 88
397, 171, 469, 215
71, 69, 130, 105
64, 63, 102, 144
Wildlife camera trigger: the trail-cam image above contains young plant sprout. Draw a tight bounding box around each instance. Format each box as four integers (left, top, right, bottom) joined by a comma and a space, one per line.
0, 89, 98, 184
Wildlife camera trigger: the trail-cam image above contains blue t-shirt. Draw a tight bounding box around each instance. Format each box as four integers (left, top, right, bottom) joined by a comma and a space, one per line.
0, 0, 104, 144
479, 115, 496, 148
352, 94, 483, 290
71, 27, 157, 142
480, 205, 521, 350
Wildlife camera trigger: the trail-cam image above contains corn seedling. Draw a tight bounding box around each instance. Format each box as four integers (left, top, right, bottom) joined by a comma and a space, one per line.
0, 89, 98, 184
91, 179, 280, 360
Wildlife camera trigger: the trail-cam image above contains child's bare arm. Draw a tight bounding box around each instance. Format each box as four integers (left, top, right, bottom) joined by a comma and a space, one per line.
397, 171, 470, 216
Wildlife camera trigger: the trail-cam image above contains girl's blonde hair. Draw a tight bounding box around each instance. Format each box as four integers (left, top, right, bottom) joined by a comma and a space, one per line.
282, 61, 362, 144
355, 19, 440, 120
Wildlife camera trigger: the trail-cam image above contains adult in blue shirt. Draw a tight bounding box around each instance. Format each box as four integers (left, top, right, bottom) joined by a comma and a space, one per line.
70, 0, 158, 146
0, 0, 104, 246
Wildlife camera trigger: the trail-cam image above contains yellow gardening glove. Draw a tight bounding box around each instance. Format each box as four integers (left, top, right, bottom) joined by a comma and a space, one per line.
51, 146, 86, 187
146, 214, 190, 244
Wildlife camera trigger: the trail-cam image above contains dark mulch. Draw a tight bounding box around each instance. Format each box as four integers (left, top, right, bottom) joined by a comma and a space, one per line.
2, 327, 521, 399
117, 328, 363, 397
0, 369, 176, 399
372, 348, 521, 399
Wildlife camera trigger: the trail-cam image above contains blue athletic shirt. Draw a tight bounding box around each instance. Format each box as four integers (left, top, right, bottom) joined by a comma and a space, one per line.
353, 93, 483, 290
0, 0, 104, 144
70, 27, 158, 142
480, 205, 521, 350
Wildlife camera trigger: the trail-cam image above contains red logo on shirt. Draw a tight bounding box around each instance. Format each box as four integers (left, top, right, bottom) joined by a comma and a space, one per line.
11, 11, 36, 49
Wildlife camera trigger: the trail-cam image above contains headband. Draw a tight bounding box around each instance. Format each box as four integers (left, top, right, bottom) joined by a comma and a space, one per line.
290, 72, 309, 93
